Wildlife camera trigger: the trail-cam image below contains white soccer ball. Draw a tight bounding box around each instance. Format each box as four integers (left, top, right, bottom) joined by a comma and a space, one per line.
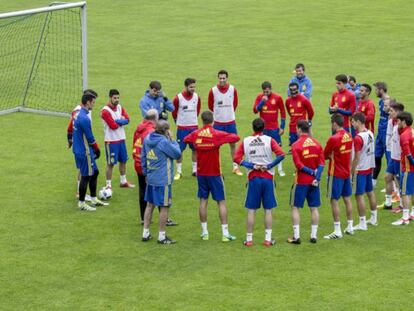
98, 187, 112, 200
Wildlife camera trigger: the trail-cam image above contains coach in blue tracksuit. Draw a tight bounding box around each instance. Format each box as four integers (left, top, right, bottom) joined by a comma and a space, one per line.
141, 120, 181, 244
287, 63, 313, 99
139, 80, 175, 120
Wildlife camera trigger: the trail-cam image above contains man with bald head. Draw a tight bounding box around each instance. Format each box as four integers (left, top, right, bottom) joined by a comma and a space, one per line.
141, 120, 181, 244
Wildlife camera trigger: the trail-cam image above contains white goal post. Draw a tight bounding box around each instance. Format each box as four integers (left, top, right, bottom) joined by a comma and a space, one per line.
0, 1, 87, 117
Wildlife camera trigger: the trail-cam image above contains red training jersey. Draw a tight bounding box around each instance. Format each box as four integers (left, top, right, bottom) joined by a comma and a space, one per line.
330, 89, 356, 129
184, 124, 240, 176
253, 92, 286, 130
324, 129, 353, 178
400, 126, 414, 173
285, 94, 314, 133
292, 134, 324, 185
357, 99, 376, 134
132, 120, 156, 175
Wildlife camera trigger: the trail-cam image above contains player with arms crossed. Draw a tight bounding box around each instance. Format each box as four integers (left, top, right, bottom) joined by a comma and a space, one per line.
172, 78, 201, 180
184, 111, 240, 242
287, 120, 324, 244
253, 81, 287, 176
324, 114, 354, 239
351, 112, 378, 231
208, 70, 242, 175
234, 118, 285, 247
72, 93, 108, 211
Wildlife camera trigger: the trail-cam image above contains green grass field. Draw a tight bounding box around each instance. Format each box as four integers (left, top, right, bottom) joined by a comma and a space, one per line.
1, 0, 414, 309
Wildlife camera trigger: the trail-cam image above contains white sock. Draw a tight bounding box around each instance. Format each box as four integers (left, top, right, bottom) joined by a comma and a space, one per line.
232, 162, 238, 169
143, 228, 150, 238
411, 206, 414, 215
293, 225, 300, 239
385, 194, 392, 206
278, 162, 283, 172
393, 181, 397, 192
77, 180, 80, 192
221, 224, 229, 236
265, 229, 272, 241
192, 162, 197, 173
403, 209, 409, 220
400, 197, 403, 207
158, 231, 166, 241
347, 220, 353, 230
246, 233, 253, 242
91, 196, 97, 201
334, 222, 341, 235
177, 163, 182, 174
106, 180, 112, 187
359, 216, 367, 227
370, 210, 378, 222
120, 175, 127, 184
372, 179, 377, 187
311, 225, 318, 239
201, 222, 208, 235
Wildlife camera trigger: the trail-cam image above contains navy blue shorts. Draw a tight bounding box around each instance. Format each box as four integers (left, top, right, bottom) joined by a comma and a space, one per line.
353, 173, 373, 195
75, 153, 97, 177
400, 172, 414, 196
263, 128, 281, 145
290, 184, 321, 208
145, 184, 172, 207
375, 133, 387, 158
197, 175, 225, 201
177, 128, 197, 151
289, 132, 298, 146
386, 159, 400, 176
105, 141, 128, 165
327, 176, 352, 200
213, 123, 237, 134
245, 177, 277, 209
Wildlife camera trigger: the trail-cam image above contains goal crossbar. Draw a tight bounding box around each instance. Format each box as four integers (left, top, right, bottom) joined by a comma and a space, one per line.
0, 2, 86, 19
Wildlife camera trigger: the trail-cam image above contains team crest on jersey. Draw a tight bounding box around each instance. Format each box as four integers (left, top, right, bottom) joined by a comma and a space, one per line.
198, 128, 212, 138
361, 106, 365, 111
342, 133, 352, 143
297, 102, 302, 108
271, 99, 276, 105
303, 138, 316, 147
342, 96, 346, 102
147, 149, 158, 160
302, 149, 309, 155
302, 85, 307, 91
340, 145, 346, 151
196, 139, 202, 144
290, 109, 294, 114
263, 106, 268, 111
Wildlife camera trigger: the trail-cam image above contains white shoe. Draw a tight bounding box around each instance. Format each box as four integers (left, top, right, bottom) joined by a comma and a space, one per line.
78, 202, 96, 211
344, 228, 354, 235
380, 188, 386, 193
278, 170, 286, 177
353, 223, 368, 231
367, 218, 378, 226
391, 218, 410, 226
323, 232, 343, 239
90, 198, 109, 207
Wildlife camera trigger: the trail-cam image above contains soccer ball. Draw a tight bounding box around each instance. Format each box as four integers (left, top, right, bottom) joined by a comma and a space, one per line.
98, 187, 112, 200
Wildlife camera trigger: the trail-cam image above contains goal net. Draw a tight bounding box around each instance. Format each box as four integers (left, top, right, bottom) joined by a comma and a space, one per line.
0, 2, 87, 117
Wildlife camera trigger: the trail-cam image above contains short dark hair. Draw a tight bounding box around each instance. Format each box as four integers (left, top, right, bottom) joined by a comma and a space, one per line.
335, 74, 348, 84
83, 89, 98, 98
397, 111, 413, 126
361, 83, 372, 94
295, 63, 305, 71
81, 93, 95, 105
297, 120, 310, 133
352, 112, 366, 124
331, 113, 344, 127
184, 78, 196, 87
155, 120, 170, 135
390, 102, 405, 112
348, 75, 356, 83
109, 89, 119, 97
149, 81, 162, 90
374, 81, 388, 92
261, 81, 272, 90
252, 118, 265, 132
217, 70, 228, 77
201, 110, 214, 125
289, 82, 299, 89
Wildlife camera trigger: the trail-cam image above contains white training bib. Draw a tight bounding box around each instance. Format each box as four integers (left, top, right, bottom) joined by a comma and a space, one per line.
102, 104, 126, 142
357, 130, 375, 171
243, 134, 274, 176
212, 85, 235, 123
176, 92, 198, 127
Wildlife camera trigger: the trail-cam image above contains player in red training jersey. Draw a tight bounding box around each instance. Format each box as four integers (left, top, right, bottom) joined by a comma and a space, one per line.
329, 74, 356, 134
234, 118, 285, 247
184, 111, 240, 242
357, 84, 376, 133
392, 112, 414, 225
287, 121, 324, 244
253, 81, 287, 176
323, 114, 354, 239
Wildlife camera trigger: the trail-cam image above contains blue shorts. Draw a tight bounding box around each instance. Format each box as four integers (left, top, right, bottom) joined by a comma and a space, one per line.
353, 173, 373, 195
386, 159, 400, 177
177, 128, 197, 151
327, 176, 352, 200
290, 184, 321, 208
263, 129, 281, 145
400, 172, 414, 196
145, 184, 172, 207
289, 132, 298, 146
213, 123, 237, 134
75, 153, 97, 177
245, 177, 277, 209
375, 133, 387, 158
385, 151, 391, 164
197, 175, 225, 201
105, 141, 128, 165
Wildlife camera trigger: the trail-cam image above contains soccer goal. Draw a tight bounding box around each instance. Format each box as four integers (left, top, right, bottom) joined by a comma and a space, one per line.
0, 2, 87, 117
